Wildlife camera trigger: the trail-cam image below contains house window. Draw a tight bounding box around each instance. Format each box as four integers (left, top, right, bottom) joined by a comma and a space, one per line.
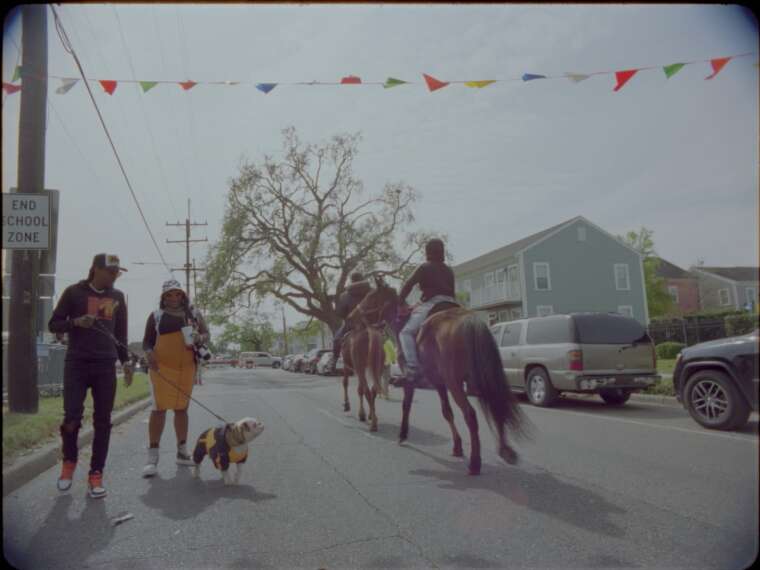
617, 305, 634, 318
577, 226, 586, 242
511, 308, 522, 320
536, 305, 554, 317
747, 288, 757, 306
719, 288, 730, 306
488, 312, 499, 326
614, 264, 630, 291
463, 279, 471, 292
498, 310, 509, 322
533, 263, 551, 291
668, 286, 679, 303
495, 269, 506, 283
484, 272, 495, 288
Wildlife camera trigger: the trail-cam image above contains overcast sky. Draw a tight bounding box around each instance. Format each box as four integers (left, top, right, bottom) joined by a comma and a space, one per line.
2, 4, 758, 342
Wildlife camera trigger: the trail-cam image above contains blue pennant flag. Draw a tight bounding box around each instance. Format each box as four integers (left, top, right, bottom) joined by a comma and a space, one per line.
522, 73, 547, 82
256, 83, 277, 94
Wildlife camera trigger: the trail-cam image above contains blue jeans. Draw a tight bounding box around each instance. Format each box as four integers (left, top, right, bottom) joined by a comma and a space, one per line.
399, 295, 457, 372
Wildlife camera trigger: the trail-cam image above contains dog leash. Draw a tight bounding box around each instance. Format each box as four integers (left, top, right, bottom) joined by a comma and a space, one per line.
90, 321, 230, 424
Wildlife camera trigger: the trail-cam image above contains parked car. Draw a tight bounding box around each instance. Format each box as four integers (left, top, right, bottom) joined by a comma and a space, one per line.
290, 354, 306, 372
316, 352, 345, 375
239, 352, 257, 369
490, 312, 660, 407
673, 330, 758, 431
238, 351, 282, 369
303, 349, 332, 374
282, 354, 295, 371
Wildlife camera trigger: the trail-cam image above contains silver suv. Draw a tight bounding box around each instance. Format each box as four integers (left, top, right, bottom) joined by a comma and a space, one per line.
490, 313, 660, 407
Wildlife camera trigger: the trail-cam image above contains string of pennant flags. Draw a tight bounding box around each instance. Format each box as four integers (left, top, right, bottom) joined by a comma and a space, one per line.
3, 52, 758, 97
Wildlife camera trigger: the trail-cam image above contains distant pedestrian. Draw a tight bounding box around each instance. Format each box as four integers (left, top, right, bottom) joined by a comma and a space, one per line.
49, 253, 134, 499
141, 279, 210, 478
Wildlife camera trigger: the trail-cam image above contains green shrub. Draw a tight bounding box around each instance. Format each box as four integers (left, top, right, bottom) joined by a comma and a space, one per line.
656, 342, 685, 359
725, 313, 759, 337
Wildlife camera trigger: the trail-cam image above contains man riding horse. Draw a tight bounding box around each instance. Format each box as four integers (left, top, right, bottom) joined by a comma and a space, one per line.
330, 271, 372, 374
391, 238, 458, 388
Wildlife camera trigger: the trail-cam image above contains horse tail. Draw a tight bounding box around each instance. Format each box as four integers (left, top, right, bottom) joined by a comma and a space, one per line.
367, 327, 384, 378
461, 314, 530, 440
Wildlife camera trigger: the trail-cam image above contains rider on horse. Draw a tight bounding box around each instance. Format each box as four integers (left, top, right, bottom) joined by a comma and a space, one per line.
330, 271, 372, 373
391, 238, 458, 388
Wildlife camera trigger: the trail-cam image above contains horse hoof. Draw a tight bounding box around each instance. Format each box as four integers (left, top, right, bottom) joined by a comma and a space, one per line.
370, 425, 378, 432
468, 468, 481, 476
500, 446, 519, 465
359, 415, 366, 423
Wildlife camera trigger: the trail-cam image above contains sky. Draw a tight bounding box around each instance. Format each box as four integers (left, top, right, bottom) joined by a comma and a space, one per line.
2, 4, 758, 343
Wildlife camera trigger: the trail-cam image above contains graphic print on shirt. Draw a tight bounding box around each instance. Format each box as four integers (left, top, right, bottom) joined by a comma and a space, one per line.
88, 297, 119, 320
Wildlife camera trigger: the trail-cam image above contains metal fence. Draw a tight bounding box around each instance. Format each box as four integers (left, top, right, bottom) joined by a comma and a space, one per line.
648, 319, 731, 347
2, 341, 67, 397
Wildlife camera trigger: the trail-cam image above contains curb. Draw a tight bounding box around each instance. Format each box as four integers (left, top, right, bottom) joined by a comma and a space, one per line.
628, 392, 682, 408
2, 397, 152, 497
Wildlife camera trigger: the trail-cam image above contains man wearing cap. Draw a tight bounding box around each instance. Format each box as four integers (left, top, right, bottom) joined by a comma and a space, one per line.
49, 253, 133, 499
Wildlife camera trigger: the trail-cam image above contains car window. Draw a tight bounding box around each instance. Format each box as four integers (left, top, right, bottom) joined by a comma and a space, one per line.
500, 323, 522, 347
573, 314, 649, 344
526, 317, 573, 344
490, 325, 503, 344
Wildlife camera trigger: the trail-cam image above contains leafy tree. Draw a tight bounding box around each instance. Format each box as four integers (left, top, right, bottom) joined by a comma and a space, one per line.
619, 227, 674, 317
214, 313, 276, 352
198, 127, 441, 333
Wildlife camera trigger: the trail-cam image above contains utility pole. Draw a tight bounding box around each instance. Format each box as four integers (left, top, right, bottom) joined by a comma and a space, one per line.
190, 258, 206, 305
280, 303, 288, 355
167, 199, 207, 298
8, 5, 47, 413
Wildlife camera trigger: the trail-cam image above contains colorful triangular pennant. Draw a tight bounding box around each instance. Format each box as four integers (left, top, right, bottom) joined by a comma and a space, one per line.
179, 80, 197, 91
140, 81, 158, 93
383, 77, 407, 88
663, 63, 685, 79
565, 73, 590, 83
56, 78, 79, 94
522, 73, 546, 81
256, 83, 277, 94
705, 57, 731, 80
613, 69, 638, 92
12, 66, 22, 82
464, 80, 496, 88
2, 82, 22, 94
423, 73, 449, 92
341, 75, 362, 84
99, 80, 117, 95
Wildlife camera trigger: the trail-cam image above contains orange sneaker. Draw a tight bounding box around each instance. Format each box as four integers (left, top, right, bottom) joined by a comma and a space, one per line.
87, 471, 107, 499
57, 460, 76, 492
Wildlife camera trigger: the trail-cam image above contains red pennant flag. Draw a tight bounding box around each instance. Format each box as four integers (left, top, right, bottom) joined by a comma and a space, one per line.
2, 82, 22, 94
613, 69, 638, 92
179, 80, 197, 91
423, 73, 449, 92
340, 75, 361, 84
705, 57, 731, 80
99, 80, 117, 95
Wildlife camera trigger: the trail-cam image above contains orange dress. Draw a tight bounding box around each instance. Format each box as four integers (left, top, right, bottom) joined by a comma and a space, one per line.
149, 330, 196, 411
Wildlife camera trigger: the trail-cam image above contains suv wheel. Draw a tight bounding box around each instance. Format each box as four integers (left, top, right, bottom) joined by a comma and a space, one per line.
526, 367, 558, 407
599, 388, 631, 406
685, 370, 750, 431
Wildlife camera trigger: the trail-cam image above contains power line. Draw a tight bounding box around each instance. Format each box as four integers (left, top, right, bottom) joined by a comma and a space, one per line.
49, 5, 173, 277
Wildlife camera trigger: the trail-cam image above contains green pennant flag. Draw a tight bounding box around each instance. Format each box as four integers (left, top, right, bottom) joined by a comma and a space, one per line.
12, 66, 21, 82
140, 81, 158, 93
384, 77, 407, 88
663, 63, 686, 79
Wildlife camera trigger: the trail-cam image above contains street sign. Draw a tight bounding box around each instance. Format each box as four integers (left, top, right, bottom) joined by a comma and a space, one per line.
2, 193, 50, 250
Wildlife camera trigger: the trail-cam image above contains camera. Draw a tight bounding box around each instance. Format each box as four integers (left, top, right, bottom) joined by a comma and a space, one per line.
195, 345, 212, 362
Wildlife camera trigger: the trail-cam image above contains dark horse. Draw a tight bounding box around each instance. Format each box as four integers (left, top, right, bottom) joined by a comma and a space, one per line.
356, 276, 530, 475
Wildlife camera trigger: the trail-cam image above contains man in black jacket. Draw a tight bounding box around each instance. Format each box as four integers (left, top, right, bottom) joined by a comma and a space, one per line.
329, 272, 371, 373
49, 253, 134, 499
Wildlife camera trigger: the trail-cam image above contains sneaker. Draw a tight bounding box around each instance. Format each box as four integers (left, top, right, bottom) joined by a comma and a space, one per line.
142, 447, 159, 478
87, 471, 107, 499
57, 460, 76, 492
176, 445, 194, 466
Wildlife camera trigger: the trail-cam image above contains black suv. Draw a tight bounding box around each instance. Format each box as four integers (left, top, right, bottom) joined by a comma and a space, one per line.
673, 330, 759, 430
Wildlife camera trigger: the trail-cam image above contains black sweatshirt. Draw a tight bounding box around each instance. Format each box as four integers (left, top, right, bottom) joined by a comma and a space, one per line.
399, 261, 456, 303
48, 280, 129, 364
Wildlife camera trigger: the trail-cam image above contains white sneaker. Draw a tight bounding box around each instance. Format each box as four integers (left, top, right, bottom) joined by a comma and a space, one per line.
142, 447, 159, 478
176, 444, 194, 466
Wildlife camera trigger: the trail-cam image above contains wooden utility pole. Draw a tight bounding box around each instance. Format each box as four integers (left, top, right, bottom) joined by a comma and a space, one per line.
8, 5, 47, 413
167, 199, 207, 298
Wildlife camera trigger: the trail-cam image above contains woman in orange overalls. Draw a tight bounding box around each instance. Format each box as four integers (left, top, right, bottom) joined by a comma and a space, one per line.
140, 279, 209, 478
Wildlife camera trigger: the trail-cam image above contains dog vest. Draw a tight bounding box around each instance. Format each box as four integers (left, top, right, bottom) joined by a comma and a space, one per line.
196, 427, 248, 471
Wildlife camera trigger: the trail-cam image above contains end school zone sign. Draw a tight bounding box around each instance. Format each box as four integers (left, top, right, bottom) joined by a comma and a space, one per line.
2, 193, 50, 250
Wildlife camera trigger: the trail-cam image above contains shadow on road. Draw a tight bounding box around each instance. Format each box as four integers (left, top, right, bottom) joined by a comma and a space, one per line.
139, 469, 277, 520
404, 445, 626, 540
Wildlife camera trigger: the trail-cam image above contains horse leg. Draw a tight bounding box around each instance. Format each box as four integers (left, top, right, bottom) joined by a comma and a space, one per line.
368, 366, 381, 432
450, 384, 481, 475
356, 377, 367, 423
435, 385, 463, 457
342, 371, 350, 413
398, 385, 415, 444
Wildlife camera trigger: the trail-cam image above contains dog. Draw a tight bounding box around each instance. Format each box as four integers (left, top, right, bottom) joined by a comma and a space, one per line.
191, 417, 264, 485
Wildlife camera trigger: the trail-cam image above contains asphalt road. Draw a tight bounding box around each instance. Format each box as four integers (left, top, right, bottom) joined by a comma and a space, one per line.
3, 366, 758, 569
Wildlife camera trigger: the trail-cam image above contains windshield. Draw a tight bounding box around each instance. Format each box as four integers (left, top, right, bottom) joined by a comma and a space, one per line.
573, 314, 650, 345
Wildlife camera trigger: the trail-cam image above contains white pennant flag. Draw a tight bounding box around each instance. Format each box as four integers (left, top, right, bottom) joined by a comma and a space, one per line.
565, 73, 590, 83
56, 78, 79, 94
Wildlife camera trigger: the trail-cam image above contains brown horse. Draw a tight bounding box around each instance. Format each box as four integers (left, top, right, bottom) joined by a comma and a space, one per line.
359, 276, 530, 475
338, 296, 387, 432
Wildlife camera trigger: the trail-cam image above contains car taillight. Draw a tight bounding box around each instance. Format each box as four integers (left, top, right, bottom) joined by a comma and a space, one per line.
567, 350, 583, 371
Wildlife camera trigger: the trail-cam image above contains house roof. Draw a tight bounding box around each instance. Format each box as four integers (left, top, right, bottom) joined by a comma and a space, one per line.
696, 267, 760, 282
453, 217, 578, 275
654, 258, 694, 279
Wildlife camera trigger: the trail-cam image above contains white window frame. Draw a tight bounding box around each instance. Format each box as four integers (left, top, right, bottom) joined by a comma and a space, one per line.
617, 305, 634, 318
488, 312, 499, 326
533, 263, 551, 291
462, 279, 472, 292
614, 263, 630, 291
719, 288, 731, 306
746, 288, 756, 305
668, 285, 679, 303
494, 268, 506, 283
511, 308, 522, 320
507, 264, 519, 297
577, 226, 586, 242
484, 272, 495, 288
497, 309, 509, 323
536, 305, 554, 317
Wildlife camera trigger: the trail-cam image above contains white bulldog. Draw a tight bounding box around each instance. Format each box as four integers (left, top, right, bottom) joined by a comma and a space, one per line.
191, 417, 264, 485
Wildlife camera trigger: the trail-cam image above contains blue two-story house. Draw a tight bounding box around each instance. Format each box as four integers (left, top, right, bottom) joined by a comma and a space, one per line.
453, 216, 649, 325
